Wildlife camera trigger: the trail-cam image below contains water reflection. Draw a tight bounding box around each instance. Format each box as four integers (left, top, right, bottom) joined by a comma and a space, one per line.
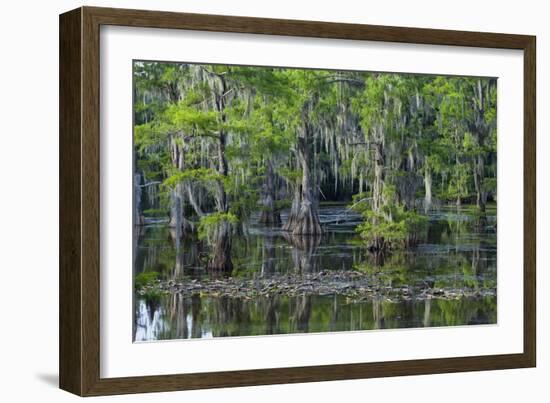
134, 205, 497, 341
134, 293, 496, 341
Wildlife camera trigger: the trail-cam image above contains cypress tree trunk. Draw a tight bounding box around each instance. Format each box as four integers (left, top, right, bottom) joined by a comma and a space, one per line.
259, 160, 281, 225
424, 165, 432, 213
168, 184, 184, 239
372, 142, 384, 213
206, 221, 233, 272
471, 78, 490, 216
168, 136, 187, 236
368, 136, 391, 252
473, 155, 487, 213
207, 74, 234, 272
133, 172, 145, 226
397, 172, 420, 211
283, 181, 301, 231
289, 124, 322, 236
208, 109, 233, 270
455, 155, 462, 207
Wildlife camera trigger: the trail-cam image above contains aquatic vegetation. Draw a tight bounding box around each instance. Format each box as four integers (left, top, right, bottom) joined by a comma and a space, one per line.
134, 271, 160, 290
133, 205, 497, 340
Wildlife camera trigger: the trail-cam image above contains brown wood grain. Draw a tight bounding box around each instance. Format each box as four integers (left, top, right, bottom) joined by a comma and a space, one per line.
59, 7, 82, 396
523, 37, 536, 367
59, 6, 536, 396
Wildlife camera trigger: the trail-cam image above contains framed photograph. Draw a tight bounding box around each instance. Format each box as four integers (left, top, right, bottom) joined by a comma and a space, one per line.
59, 6, 536, 396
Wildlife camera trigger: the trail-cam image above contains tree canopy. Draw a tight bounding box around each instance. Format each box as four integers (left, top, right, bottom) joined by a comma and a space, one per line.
134, 61, 497, 268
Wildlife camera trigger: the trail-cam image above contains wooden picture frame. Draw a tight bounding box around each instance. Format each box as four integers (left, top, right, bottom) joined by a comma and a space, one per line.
59, 6, 536, 396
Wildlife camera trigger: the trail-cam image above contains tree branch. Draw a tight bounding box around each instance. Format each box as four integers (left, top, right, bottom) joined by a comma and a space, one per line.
139, 181, 161, 188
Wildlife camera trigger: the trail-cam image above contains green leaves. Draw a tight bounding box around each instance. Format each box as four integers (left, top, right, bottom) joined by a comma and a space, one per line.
134, 60, 498, 254
165, 102, 219, 134
198, 212, 239, 242
163, 167, 223, 188
134, 271, 159, 290
355, 205, 428, 250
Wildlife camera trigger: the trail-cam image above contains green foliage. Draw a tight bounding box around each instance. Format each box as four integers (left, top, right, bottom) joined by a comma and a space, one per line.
163, 168, 223, 189
484, 177, 497, 194
198, 212, 239, 242
135, 271, 160, 290
165, 102, 220, 134
278, 168, 302, 185
133, 60, 497, 257
355, 206, 428, 251
227, 182, 259, 220
143, 208, 168, 217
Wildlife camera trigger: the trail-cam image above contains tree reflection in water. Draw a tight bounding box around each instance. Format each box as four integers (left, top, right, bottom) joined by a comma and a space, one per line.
134, 205, 497, 341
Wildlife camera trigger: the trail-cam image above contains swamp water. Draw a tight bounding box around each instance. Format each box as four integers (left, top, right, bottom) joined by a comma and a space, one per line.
134, 205, 496, 341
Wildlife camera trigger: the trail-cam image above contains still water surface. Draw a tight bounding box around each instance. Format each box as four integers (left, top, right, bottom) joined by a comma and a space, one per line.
134, 205, 496, 341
